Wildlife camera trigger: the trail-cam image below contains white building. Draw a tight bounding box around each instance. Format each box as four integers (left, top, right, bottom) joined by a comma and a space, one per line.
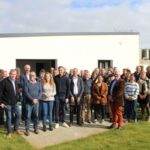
0, 32, 139, 74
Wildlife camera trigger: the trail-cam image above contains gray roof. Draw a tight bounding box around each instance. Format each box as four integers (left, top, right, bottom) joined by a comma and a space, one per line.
0, 32, 139, 38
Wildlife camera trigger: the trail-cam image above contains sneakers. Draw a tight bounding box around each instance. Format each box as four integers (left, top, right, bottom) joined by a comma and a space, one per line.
55, 123, 59, 129
62, 122, 69, 128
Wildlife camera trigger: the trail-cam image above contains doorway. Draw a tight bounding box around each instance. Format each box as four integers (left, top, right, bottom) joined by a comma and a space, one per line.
16, 59, 57, 75
98, 60, 113, 69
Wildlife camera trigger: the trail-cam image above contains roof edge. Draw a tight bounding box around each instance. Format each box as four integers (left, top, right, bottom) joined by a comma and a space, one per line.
0, 32, 139, 38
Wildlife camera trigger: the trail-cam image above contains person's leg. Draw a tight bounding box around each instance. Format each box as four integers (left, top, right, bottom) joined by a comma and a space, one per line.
42, 101, 48, 127
87, 95, 92, 123
133, 100, 137, 121
13, 104, 21, 131
117, 106, 123, 128
48, 101, 54, 126
32, 103, 39, 130
61, 99, 66, 123
55, 96, 60, 124
25, 104, 32, 131
5, 105, 12, 134
81, 96, 86, 123
70, 105, 74, 124
100, 104, 106, 120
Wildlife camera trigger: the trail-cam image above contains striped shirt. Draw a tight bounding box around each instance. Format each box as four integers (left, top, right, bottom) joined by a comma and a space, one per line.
125, 82, 139, 100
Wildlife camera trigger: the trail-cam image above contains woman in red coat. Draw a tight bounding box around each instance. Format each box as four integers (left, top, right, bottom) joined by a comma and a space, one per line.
92, 75, 108, 123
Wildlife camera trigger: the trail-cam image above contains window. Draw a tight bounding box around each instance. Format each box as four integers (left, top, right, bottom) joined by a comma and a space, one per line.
141, 49, 149, 60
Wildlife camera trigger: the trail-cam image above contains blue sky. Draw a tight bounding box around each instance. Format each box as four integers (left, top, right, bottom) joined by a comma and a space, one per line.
70, 0, 142, 8
0, 0, 150, 47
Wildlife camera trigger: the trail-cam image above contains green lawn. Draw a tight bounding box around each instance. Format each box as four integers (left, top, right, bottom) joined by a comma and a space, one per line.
0, 122, 150, 150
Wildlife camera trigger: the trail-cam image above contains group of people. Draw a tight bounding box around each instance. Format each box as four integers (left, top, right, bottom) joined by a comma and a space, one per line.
0, 64, 150, 138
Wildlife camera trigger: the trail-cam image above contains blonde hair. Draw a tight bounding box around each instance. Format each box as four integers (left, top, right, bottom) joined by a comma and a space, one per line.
42, 72, 56, 88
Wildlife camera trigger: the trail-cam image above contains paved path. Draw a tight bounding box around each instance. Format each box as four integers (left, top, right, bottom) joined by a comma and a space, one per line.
22, 121, 111, 149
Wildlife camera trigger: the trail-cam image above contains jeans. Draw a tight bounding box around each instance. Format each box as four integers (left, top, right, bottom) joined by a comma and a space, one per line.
25, 103, 39, 130
55, 96, 66, 123
126, 100, 137, 120
42, 101, 54, 126
5, 104, 21, 133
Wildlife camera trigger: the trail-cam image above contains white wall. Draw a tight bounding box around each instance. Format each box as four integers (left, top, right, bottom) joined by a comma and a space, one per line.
0, 34, 139, 73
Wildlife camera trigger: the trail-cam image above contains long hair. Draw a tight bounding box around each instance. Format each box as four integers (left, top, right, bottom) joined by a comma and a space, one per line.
42, 72, 56, 88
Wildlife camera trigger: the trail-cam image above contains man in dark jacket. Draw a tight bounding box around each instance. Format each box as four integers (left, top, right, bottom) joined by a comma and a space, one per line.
0, 69, 22, 138
54, 66, 70, 128
69, 68, 84, 126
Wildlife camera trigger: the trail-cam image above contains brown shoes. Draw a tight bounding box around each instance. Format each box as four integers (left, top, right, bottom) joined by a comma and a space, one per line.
15, 130, 24, 135
34, 129, 39, 134
24, 130, 30, 136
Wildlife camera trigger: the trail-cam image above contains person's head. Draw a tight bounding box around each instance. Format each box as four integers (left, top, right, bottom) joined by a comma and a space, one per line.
97, 74, 103, 83
9, 69, 17, 81
140, 72, 147, 80
39, 69, 46, 80
44, 72, 55, 87
129, 74, 136, 82
24, 64, 31, 74
64, 67, 67, 74
50, 67, 54, 74
58, 66, 64, 76
146, 66, 150, 73
1, 70, 8, 79
83, 70, 90, 80
29, 71, 36, 82
114, 69, 120, 79
80, 70, 84, 77
73, 68, 78, 77
101, 68, 106, 75
54, 69, 59, 77
136, 66, 142, 73
122, 69, 127, 75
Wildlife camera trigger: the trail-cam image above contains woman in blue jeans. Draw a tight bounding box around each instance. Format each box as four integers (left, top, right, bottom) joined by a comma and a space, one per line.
41, 72, 56, 131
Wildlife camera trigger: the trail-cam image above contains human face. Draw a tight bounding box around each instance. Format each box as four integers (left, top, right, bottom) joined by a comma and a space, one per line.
30, 72, 36, 82
45, 73, 51, 81
24, 65, 31, 73
73, 69, 78, 77
9, 71, 17, 81
98, 75, 103, 83
130, 75, 135, 82
2, 71, 8, 79
58, 67, 64, 76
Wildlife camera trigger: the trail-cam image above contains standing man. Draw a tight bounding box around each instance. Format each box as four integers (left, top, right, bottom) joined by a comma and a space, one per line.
0, 70, 8, 126
0, 69, 22, 138
109, 69, 125, 129
20, 64, 31, 121
54, 66, 70, 128
69, 68, 84, 126
24, 71, 42, 136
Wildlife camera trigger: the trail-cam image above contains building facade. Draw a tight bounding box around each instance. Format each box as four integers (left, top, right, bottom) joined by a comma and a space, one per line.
0, 32, 139, 74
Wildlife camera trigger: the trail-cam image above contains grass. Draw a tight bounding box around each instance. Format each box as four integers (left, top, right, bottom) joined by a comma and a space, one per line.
0, 122, 150, 150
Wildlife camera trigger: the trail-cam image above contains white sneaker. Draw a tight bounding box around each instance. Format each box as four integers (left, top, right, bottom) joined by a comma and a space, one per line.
62, 122, 69, 128
101, 119, 105, 123
55, 123, 59, 129
94, 119, 98, 123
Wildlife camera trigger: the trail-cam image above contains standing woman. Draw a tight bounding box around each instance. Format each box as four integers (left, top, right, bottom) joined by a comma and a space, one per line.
92, 75, 108, 122
125, 74, 139, 122
41, 72, 56, 131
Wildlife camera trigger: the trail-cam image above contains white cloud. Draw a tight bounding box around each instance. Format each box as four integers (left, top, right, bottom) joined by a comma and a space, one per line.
0, 0, 150, 48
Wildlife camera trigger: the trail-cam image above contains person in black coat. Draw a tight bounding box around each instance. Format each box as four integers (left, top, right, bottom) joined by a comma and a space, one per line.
0, 69, 22, 138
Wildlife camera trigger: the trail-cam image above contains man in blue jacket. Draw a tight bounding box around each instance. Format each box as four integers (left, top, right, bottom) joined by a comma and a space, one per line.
24, 71, 42, 136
